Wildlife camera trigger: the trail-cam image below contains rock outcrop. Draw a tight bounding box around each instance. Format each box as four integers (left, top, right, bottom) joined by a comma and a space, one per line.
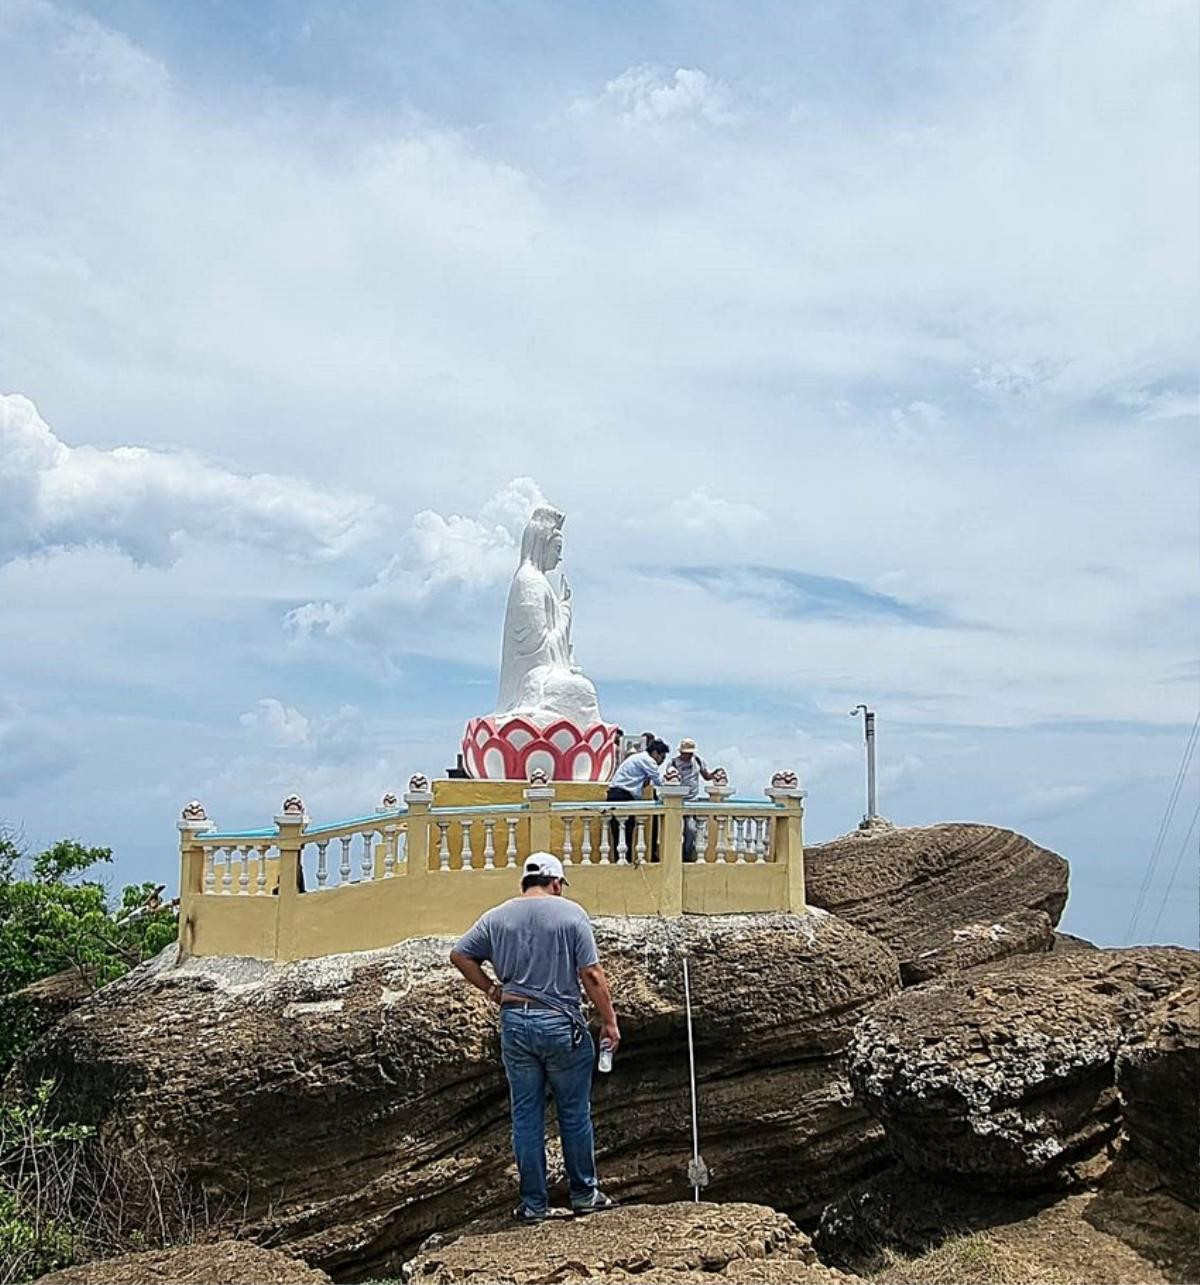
848, 946, 1199, 1188
817, 1158, 1200, 1285
406, 1201, 858, 1284
1115, 981, 1199, 1207
13, 912, 898, 1280
805, 823, 1069, 983
33, 1242, 330, 1285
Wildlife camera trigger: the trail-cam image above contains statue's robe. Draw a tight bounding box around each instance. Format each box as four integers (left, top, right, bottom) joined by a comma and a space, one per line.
496, 563, 599, 727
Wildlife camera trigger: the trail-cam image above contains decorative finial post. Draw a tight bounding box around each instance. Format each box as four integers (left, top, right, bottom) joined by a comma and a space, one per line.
704, 767, 733, 803
176, 801, 215, 953
523, 767, 555, 850
658, 768, 689, 914
403, 774, 434, 884
763, 771, 806, 912
271, 795, 308, 959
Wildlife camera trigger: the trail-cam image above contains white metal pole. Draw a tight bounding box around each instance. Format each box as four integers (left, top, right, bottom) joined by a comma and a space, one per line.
850, 704, 877, 821
682, 954, 702, 1202
865, 709, 877, 819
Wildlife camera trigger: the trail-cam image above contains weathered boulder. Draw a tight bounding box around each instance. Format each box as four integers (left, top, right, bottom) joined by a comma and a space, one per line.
817, 1157, 1200, 1285
1116, 981, 1199, 1207
805, 823, 1069, 983
33, 1242, 330, 1285
848, 947, 1199, 1188
406, 1201, 858, 1284
13, 912, 898, 1280
409, 1201, 857, 1284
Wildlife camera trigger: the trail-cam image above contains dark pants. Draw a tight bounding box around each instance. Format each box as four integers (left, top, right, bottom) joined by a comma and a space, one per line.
682, 816, 698, 863
605, 787, 659, 861
606, 786, 637, 860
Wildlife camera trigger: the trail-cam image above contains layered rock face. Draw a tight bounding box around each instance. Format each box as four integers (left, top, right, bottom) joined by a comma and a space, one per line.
406, 1201, 858, 1284
1116, 981, 1199, 1207
848, 946, 1199, 1188
15, 912, 898, 1280
805, 823, 1069, 984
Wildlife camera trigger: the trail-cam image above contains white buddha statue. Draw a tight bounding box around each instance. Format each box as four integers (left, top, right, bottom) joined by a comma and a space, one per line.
495, 505, 601, 728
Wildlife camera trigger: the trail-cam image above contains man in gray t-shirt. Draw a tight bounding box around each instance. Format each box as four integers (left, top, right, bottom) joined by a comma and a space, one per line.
450, 853, 620, 1223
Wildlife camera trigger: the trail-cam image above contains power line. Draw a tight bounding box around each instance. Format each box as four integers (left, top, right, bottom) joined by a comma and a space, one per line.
1125, 708, 1200, 944
1146, 796, 1200, 941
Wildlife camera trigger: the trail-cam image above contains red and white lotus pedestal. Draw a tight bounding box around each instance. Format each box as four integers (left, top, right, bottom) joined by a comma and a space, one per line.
461, 716, 621, 782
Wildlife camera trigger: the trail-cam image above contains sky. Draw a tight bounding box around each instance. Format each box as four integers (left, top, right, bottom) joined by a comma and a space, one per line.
0, 0, 1197, 947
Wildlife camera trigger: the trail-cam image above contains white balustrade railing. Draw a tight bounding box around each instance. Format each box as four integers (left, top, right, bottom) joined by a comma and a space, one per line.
199, 840, 281, 897
191, 792, 793, 898
548, 802, 658, 867
544, 800, 781, 867
178, 781, 805, 961
682, 803, 775, 864
195, 813, 410, 895
299, 815, 409, 889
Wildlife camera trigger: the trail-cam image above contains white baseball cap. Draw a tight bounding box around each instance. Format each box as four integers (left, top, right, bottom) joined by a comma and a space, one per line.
523, 852, 568, 884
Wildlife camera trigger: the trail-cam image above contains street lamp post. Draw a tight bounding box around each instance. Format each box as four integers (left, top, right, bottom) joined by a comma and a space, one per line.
850, 704, 877, 823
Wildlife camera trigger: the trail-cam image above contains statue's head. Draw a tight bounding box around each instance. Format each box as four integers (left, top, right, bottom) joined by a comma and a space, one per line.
520, 505, 566, 571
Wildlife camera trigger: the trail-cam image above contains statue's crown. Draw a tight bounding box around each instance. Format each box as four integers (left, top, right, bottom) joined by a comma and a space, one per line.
529, 504, 564, 529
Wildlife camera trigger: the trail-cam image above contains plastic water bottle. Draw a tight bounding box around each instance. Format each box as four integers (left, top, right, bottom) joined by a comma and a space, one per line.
598, 1039, 614, 1073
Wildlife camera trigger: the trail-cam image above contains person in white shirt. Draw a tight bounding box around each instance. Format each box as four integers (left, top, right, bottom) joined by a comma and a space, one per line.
606, 738, 668, 859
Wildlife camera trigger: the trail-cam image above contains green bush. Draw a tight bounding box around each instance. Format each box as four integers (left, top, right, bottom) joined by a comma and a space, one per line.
0, 1188, 76, 1283
0, 831, 178, 1076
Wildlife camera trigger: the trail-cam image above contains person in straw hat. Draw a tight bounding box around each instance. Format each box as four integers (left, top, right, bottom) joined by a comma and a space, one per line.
667, 737, 716, 861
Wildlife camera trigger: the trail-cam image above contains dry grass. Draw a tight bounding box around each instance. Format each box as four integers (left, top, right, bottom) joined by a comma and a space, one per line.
871, 1232, 1075, 1285
1, 1083, 257, 1285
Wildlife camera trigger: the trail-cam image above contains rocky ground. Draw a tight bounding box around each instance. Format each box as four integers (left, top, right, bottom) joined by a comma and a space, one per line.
9, 821, 1198, 1284
821, 1158, 1198, 1285
405, 1201, 857, 1284
33, 1242, 331, 1284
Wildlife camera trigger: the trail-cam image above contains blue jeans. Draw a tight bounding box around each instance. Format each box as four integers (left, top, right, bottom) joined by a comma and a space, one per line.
499, 1007, 598, 1214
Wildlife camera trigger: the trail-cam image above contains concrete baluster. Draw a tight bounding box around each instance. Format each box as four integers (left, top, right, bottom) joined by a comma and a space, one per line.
483, 819, 496, 870
460, 819, 475, 871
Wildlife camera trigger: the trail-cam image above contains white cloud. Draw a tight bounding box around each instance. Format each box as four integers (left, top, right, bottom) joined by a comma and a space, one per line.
667, 487, 766, 534
239, 699, 311, 747
1014, 783, 1097, 820
288, 476, 547, 645
0, 394, 380, 566
238, 699, 371, 766
583, 65, 733, 126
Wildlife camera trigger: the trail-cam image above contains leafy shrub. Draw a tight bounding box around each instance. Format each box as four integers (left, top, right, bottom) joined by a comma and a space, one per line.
0, 831, 178, 1075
